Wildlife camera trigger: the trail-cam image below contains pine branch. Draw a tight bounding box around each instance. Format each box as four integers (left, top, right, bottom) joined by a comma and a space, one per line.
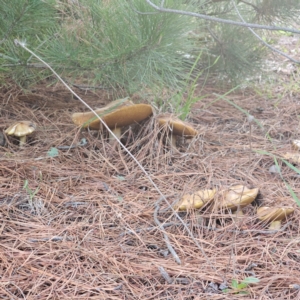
231, 0, 300, 64
145, 0, 300, 34
238, 0, 259, 12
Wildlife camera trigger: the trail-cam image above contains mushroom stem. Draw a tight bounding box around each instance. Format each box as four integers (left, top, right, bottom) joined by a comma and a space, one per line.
19, 135, 27, 147
233, 209, 244, 216
170, 134, 177, 148
109, 127, 121, 146
269, 220, 281, 230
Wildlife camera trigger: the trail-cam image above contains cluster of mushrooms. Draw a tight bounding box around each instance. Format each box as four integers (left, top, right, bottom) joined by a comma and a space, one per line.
3, 98, 198, 149
71, 98, 198, 148
2, 98, 296, 230
176, 185, 294, 230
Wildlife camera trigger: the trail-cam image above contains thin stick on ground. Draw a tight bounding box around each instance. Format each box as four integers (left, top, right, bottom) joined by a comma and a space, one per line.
154, 196, 181, 264
158, 266, 173, 284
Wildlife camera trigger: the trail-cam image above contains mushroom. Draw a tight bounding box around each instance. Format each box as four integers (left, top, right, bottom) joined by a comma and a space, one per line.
72, 98, 153, 144
5, 121, 36, 147
218, 185, 259, 215
176, 189, 216, 211
292, 140, 300, 151
157, 114, 198, 148
257, 206, 294, 229
283, 152, 300, 164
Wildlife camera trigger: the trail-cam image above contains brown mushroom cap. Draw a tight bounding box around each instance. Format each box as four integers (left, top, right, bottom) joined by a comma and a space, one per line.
219, 185, 259, 211
157, 115, 198, 137
72, 98, 153, 130
5, 121, 36, 137
176, 189, 216, 211
257, 207, 294, 222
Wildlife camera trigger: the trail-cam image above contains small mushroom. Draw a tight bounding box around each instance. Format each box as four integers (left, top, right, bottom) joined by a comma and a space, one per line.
176, 189, 216, 211
5, 121, 36, 147
157, 114, 198, 148
257, 206, 294, 229
292, 140, 300, 151
218, 185, 259, 215
72, 98, 153, 145
283, 152, 300, 164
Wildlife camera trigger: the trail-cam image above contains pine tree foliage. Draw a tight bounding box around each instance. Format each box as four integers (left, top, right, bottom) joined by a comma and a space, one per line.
190, 0, 300, 79
44, 0, 197, 92
0, 0, 58, 85
0, 0, 299, 91
0, 0, 197, 91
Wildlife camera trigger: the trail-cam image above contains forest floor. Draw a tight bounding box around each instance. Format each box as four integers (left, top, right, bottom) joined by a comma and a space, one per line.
0, 34, 300, 299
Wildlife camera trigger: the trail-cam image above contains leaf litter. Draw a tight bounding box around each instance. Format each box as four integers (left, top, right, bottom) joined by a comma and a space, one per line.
0, 80, 300, 299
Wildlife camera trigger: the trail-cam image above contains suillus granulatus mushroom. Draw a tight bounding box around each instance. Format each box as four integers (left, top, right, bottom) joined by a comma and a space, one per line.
217, 185, 259, 215
5, 121, 36, 147
175, 189, 216, 211
157, 114, 198, 149
257, 206, 294, 229
72, 98, 153, 145
292, 140, 300, 151
283, 152, 300, 164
